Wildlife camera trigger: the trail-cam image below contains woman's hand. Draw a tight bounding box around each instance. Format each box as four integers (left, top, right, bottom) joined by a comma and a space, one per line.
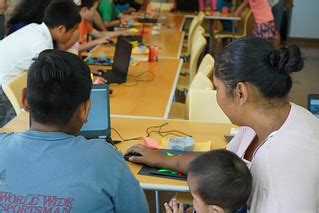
125, 144, 164, 167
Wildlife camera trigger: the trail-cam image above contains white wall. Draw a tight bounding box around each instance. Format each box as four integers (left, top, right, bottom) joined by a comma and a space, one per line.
289, 0, 319, 39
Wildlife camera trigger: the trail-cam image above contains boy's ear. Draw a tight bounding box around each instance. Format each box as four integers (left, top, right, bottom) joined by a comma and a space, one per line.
56, 25, 67, 34
80, 99, 91, 124
21, 87, 30, 112
208, 205, 225, 213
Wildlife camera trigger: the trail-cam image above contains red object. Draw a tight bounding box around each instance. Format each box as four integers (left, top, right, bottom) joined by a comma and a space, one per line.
148, 46, 159, 62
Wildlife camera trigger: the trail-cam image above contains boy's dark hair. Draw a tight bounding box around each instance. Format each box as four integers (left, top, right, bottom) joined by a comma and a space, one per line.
215, 37, 304, 99
43, 0, 81, 31
80, 0, 99, 9
7, 0, 53, 34
27, 50, 92, 127
188, 149, 252, 212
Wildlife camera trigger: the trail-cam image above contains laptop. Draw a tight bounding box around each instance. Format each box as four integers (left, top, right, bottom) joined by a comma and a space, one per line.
175, 0, 199, 12
29, 84, 112, 142
79, 84, 112, 141
307, 94, 319, 119
100, 36, 132, 84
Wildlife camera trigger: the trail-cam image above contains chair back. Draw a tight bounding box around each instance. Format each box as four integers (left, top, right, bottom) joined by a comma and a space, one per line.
187, 88, 231, 123
237, 8, 252, 36
197, 11, 206, 26
189, 33, 207, 84
2, 71, 27, 115
189, 72, 212, 90
186, 17, 200, 55
197, 54, 214, 78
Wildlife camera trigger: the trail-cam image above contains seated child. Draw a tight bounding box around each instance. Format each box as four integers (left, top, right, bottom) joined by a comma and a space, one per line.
164, 149, 252, 213
0, 49, 148, 212
78, 0, 131, 52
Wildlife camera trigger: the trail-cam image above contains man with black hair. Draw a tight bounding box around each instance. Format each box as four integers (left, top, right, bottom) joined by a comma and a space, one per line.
0, 0, 81, 127
0, 49, 149, 212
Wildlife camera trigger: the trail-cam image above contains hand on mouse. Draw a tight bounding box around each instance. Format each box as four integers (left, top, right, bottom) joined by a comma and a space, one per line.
125, 144, 163, 167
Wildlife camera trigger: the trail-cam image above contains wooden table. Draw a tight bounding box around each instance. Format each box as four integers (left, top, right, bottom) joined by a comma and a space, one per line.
89, 29, 184, 59
99, 58, 182, 118
1, 112, 236, 213
1, 112, 235, 191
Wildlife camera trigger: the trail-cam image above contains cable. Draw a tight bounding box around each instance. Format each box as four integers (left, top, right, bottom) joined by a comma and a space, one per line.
111, 123, 192, 144
111, 128, 142, 142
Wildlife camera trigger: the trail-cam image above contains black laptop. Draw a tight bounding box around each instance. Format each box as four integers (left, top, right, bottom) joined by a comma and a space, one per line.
79, 84, 112, 141
100, 36, 132, 84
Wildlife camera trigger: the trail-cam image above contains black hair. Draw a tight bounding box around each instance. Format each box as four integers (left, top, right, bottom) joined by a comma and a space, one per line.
27, 50, 92, 127
188, 149, 252, 212
7, 0, 53, 34
80, 0, 99, 9
215, 37, 304, 99
43, 0, 81, 31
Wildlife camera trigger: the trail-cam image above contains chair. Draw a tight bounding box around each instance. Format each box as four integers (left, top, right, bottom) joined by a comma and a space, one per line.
197, 11, 206, 26
177, 33, 207, 91
197, 54, 215, 77
187, 88, 230, 123
2, 71, 27, 115
169, 74, 230, 123
182, 17, 200, 56
214, 8, 252, 50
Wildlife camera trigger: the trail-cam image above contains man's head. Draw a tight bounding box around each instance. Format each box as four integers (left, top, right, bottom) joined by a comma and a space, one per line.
43, 0, 81, 43
187, 149, 252, 213
79, 0, 99, 21
22, 50, 92, 134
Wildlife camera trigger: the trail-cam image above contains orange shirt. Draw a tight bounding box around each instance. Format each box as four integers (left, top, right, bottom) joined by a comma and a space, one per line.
78, 19, 94, 44
249, 0, 274, 24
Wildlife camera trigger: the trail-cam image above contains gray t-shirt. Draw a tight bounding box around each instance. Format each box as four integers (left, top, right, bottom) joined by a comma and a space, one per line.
0, 130, 148, 212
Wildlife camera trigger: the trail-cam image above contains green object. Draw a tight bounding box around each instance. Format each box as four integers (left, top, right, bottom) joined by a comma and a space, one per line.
158, 169, 177, 175
99, 0, 121, 21
166, 152, 175, 157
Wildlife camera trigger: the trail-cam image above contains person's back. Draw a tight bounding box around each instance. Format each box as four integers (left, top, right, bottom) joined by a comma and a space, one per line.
0, 1, 81, 127
0, 131, 147, 212
0, 49, 148, 212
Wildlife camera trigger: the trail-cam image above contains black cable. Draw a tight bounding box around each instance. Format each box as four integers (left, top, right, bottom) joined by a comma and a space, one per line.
111, 128, 142, 142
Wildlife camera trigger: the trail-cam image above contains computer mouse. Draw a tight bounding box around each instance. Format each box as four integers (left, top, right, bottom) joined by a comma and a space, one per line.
124, 151, 142, 161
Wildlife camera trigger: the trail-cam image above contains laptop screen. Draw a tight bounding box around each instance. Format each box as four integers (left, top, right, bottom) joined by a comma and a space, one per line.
112, 36, 132, 82
308, 94, 319, 119
80, 84, 111, 139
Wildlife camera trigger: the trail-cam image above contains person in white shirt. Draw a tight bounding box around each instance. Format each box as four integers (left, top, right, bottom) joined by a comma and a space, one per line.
125, 37, 319, 212
0, 1, 81, 127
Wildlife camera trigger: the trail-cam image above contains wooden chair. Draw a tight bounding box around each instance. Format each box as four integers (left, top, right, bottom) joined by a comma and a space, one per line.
197, 11, 206, 26
2, 71, 27, 115
214, 8, 252, 50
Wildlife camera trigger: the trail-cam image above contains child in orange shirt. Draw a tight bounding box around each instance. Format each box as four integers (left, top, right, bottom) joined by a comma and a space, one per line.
78, 0, 131, 52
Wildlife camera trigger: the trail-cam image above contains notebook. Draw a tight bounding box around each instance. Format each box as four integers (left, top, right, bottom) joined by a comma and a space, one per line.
100, 36, 132, 84
79, 84, 111, 140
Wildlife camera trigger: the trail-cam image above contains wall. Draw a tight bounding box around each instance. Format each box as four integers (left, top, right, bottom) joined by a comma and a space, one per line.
289, 0, 319, 39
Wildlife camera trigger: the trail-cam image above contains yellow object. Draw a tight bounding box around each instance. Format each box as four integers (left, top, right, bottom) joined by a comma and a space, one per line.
2, 71, 27, 115
177, 33, 207, 91
184, 17, 200, 55
132, 46, 149, 55
130, 41, 139, 48
197, 53, 215, 78
129, 28, 139, 34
